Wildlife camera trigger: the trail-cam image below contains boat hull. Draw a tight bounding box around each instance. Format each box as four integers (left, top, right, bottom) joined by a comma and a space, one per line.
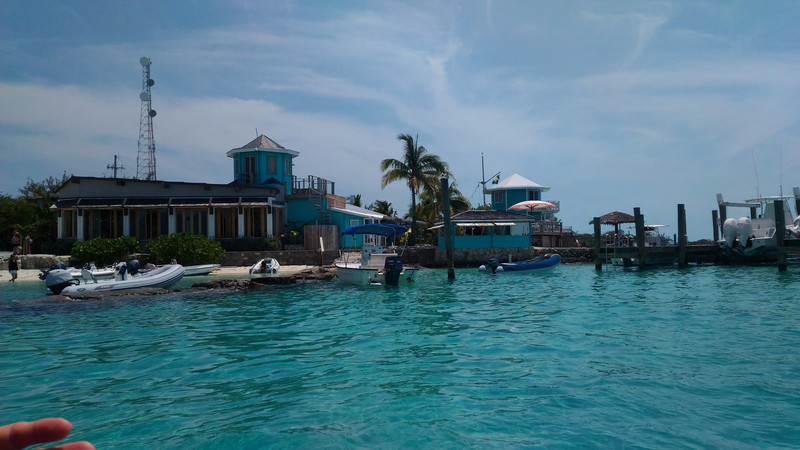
59, 264, 185, 294
249, 258, 280, 275
479, 254, 561, 273
335, 263, 418, 286
183, 264, 221, 276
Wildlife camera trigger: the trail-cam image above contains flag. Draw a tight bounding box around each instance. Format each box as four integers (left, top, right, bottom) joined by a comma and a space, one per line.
491, 175, 499, 184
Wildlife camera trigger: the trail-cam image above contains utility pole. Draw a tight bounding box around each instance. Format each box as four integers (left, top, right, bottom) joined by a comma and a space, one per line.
107, 155, 124, 178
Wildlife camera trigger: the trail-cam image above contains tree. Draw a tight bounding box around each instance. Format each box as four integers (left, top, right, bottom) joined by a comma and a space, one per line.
380, 134, 451, 244
0, 173, 70, 250
19, 173, 71, 247
417, 181, 471, 225
368, 200, 395, 217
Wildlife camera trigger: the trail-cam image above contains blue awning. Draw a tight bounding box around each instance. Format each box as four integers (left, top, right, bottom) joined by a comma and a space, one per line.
341, 223, 408, 238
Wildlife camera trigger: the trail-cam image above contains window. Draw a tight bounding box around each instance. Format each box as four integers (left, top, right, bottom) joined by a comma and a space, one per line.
268, 156, 277, 174
244, 156, 256, 184
130, 209, 168, 240
284, 158, 291, 175
62, 210, 77, 238
84, 209, 124, 239
175, 208, 208, 235
527, 190, 540, 201
492, 191, 504, 203
244, 207, 265, 237
273, 207, 284, 237
215, 207, 238, 238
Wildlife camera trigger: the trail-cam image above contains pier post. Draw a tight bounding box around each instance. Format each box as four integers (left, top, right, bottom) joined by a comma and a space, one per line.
717, 195, 727, 238
593, 217, 602, 271
775, 200, 786, 272
634, 207, 646, 269
440, 175, 455, 280
712, 210, 719, 242
677, 204, 687, 268
794, 187, 800, 217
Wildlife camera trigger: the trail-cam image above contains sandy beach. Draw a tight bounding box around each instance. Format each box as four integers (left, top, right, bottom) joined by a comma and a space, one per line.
2, 265, 319, 283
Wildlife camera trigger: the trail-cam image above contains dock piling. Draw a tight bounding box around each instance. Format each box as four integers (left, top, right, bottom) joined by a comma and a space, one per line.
677, 204, 687, 268
775, 200, 786, 272
634, 207, 646, 269
593, 217, 602, 271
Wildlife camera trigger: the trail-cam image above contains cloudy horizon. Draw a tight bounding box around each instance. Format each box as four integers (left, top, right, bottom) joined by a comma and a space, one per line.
2, 1, 798, 240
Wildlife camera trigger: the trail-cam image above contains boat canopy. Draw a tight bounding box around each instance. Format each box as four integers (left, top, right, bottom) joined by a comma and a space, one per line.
342, 223, 408, 238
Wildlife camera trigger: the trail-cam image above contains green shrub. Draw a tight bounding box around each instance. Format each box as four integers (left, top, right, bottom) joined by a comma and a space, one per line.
264, 237, 282, 251
71, 236, 141, 266
145, 232, 225, 265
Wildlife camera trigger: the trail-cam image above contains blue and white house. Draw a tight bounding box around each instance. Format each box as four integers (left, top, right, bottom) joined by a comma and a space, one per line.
431, 173, 571, 249
486, 173, 559, 220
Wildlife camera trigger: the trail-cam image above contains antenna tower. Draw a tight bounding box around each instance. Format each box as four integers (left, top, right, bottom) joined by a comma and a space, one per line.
136, 57, 157, 180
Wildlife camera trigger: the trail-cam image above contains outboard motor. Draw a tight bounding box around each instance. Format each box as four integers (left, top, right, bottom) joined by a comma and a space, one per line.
45, 270, 77, 295
722, 218, 737, 248
39, 261, 67, 280
127, 259, 141, 275
479, 258, 502, 274
383, 256, 403, 286
737, 217, 753, 248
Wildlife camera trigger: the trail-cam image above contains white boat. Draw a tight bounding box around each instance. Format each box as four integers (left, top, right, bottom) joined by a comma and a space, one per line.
183, 264, 221, 276
45, 261, 185, 295
249, 258, 280, 275
717, 189, 799, 257
334, 223, 418, 286
39, 262, 117, 281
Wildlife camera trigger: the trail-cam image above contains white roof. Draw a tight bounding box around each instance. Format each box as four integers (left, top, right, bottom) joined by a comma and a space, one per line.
226, 134, 300, 158
485, 173, 549, 192
330, 204, 388, 219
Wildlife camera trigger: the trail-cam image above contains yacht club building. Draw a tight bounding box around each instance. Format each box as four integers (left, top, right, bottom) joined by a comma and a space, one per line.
52, 135, 373, 248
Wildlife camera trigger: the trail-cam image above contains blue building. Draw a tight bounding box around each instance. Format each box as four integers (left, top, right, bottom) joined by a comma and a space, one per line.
52, 134, 382, 249
432, 173, 572, 249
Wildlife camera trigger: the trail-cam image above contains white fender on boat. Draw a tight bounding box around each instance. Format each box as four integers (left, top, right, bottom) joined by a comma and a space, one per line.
722, 218, 738, 248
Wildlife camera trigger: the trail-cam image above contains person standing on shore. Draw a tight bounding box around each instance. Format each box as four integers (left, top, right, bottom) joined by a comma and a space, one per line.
8, 253, 19, 282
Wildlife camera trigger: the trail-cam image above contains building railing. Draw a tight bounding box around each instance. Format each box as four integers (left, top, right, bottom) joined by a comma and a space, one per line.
531, 221, 563, 233
293, 175, 335, 195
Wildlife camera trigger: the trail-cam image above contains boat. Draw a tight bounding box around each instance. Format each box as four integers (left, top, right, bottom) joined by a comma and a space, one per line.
45, 260, 185, 295
479, 253, 561, 273
249, 258, 280, 275
38, 261, 117, 281
334, 223, 418, 286
717, 190, 799, 257
183, 264, 221, 276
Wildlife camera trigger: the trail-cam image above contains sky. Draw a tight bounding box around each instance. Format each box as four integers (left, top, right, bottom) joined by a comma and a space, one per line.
1, 0, 798, 241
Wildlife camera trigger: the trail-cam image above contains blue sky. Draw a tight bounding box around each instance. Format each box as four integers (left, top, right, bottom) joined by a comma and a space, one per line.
1, 0, 798, 240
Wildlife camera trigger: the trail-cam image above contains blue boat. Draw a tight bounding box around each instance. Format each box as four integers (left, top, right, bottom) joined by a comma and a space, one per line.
479, 253, 561, 273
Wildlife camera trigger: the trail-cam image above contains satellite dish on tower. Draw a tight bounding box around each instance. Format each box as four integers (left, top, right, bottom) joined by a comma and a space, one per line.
140, 57, 151, 66
140, 92, 150, 101
149, 110, 157, 117
147, 78, 155, 87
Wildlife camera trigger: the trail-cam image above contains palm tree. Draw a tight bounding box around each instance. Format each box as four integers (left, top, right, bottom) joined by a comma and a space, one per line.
368, 199, 395, 217
418, 180, 471, 223
380, 134, 450, 244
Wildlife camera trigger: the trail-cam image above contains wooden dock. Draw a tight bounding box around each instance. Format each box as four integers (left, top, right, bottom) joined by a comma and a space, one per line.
593, 202, 799, 272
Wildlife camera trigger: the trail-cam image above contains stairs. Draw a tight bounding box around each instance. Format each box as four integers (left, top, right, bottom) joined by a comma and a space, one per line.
309, 189, 332, 224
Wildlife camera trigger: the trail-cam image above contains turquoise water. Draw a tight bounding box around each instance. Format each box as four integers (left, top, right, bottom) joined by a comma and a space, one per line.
2, 265, 799, 448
